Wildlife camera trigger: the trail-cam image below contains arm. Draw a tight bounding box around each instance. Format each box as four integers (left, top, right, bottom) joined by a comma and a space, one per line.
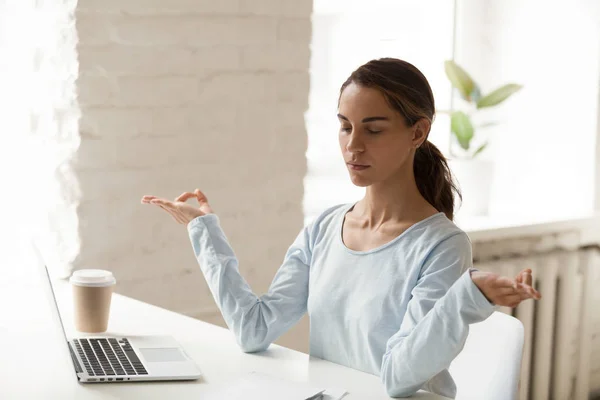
380, 232, 495, 398
187, 214, 312, 353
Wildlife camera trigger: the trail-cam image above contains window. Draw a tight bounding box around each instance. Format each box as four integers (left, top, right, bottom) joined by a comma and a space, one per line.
453, 0, 600, 220
305, 0, 600, 224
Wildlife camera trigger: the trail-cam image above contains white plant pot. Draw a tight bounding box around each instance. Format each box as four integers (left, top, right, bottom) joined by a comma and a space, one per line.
449, 159, 494, 218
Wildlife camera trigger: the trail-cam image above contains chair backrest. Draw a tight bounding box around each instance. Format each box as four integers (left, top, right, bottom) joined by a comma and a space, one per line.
448, 311, 524, 400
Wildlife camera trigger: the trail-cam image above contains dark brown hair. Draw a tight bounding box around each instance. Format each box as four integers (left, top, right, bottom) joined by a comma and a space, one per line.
339, 57, 461, 221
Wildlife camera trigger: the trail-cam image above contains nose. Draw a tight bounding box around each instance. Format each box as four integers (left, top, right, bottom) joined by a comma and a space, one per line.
345, 131, 365, 153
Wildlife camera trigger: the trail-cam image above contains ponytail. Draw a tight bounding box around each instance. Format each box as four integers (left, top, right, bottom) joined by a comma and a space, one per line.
414, 141, 461, 221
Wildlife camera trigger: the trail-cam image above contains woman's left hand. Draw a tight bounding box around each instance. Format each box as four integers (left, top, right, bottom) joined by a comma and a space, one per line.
471, 268, 542, 308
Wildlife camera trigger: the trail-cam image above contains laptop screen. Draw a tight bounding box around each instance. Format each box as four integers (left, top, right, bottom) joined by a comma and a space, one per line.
31, 241, 78, 374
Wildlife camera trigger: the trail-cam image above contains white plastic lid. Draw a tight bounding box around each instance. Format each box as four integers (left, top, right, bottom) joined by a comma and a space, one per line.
69, 269, 116, 287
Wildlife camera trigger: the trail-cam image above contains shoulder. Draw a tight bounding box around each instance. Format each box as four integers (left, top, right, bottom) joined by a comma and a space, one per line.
409, 213, 472, 262
426, 213, 469, 243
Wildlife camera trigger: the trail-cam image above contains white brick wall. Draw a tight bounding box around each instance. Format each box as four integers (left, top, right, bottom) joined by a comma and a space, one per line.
74, 0, 312, 352
0, 0, 81, 280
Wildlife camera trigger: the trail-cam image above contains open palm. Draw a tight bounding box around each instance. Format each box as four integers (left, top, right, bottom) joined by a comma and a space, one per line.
141, 189, 214, 225
471, 268, 541, 308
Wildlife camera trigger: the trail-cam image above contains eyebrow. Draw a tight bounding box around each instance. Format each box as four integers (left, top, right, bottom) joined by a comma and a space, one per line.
337, 114, 389, 123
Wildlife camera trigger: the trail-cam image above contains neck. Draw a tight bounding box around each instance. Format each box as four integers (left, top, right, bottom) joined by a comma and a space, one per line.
355, 165, 432, 228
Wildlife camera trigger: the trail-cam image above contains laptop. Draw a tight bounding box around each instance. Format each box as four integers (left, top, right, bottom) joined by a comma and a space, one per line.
34, 244, 202, 383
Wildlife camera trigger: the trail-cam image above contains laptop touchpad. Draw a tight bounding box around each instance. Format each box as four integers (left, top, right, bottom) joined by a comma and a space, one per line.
139, 348, 187, 362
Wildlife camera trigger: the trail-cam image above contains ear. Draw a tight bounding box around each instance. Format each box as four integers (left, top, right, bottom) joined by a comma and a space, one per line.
411, 118, 430, 147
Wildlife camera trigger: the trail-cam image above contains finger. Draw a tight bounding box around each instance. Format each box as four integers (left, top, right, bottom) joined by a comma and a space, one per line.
498, 278, 541, 300
497, 286, 524, 295
175, 192, 196, 202
496, 284, 534, 298
517, 282, 539, 297
515, 286, 536, 300
141, 195, 158, 204
194, 189, 209, 204
515, 270, 524, 284
151, 198, 174, 207
518, 288, 535, 300
523, 270, 533, 287
492, 276, 519, 289
516, 279, 541, 299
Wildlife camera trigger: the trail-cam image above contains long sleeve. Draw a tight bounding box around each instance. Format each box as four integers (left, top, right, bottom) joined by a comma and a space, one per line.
380, 232, 495, 398
187, 213, 312, 353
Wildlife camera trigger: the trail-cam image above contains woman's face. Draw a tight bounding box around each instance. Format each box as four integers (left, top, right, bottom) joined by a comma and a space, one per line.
338, 82, 423, 187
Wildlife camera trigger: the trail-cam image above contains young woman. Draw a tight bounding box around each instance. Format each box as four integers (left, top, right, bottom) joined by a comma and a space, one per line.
141, 58, 541, 398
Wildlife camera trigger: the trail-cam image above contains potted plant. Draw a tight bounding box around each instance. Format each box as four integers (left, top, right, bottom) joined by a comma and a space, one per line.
443, 60, 523, 217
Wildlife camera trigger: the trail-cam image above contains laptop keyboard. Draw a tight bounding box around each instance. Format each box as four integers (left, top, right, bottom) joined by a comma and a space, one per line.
73, 338, 148, 377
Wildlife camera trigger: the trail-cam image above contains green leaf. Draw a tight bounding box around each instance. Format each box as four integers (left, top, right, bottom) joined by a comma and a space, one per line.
472, 142, 488, 158
451, 111, 474, 150
444, 60, 479, 102
476, 84, 523, 109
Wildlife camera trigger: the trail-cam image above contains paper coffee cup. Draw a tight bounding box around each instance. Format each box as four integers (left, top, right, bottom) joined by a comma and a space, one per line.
69, 269, 116, 333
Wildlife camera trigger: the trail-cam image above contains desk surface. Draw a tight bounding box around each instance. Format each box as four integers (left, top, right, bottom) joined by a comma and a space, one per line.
0, 247, 447, 399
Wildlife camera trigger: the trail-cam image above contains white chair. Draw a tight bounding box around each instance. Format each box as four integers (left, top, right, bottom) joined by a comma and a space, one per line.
448, 311, 525, 400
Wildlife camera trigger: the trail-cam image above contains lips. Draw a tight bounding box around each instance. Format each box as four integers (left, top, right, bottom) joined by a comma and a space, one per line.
347, 163, 370, 170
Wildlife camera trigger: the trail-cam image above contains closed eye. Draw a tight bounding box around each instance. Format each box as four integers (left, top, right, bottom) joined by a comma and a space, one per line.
339, 126, 382, 134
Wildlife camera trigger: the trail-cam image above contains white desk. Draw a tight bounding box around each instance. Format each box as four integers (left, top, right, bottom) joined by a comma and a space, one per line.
0, 253, 448, 399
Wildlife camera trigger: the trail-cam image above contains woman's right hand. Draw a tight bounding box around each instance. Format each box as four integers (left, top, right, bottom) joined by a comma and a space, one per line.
141, 189, 214, 225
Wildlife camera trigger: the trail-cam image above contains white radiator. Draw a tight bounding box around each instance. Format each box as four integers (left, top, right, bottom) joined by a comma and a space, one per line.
472, 239, 600, 400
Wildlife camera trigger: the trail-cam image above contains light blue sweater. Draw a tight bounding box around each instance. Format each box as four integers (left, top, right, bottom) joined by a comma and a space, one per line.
187, 203, 495, 398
